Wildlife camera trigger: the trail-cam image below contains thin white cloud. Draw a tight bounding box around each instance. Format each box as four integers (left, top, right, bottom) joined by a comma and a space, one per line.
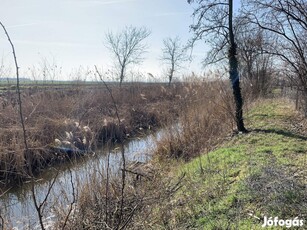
64, 0, 137, 7
95, 0, 136, 5
154, 12, 190, 17
6, 22, 43, 29
13, 39, 96, 48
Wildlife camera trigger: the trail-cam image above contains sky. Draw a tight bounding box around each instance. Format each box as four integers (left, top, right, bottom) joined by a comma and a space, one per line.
0, 0, 214, 81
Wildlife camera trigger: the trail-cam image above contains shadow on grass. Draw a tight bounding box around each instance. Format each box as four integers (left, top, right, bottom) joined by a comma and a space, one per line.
252, 114, 284, 118
252, 128, 307, 141
244, 162, 307, 217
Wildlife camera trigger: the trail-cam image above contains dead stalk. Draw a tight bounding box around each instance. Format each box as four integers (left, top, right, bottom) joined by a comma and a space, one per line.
0, 212, 3, 230
105, 144, 111, 225
0, 22, 28, 153
94, 66, 126, 229
62, 168, 76, 229
118, 145, 126, 229
32, 171, 59, 230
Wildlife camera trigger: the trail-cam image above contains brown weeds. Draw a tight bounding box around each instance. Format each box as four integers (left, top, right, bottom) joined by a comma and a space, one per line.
155, 79, 235, 160
53, 78, 242, 229
0, 82, 183, 184
1, 77, 243, 229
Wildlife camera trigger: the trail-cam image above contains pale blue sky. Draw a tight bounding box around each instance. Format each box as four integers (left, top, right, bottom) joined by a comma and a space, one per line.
0, 0, 238, 80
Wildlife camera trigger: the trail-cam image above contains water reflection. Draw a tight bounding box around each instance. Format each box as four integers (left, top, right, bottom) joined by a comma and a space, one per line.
0, 129, 164, 229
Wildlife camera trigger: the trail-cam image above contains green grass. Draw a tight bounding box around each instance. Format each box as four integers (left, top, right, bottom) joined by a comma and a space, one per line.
0, 80, 101, 93
167, 99, 307, 229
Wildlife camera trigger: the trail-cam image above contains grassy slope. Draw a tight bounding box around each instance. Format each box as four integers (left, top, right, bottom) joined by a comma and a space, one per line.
164, 99, 307, 229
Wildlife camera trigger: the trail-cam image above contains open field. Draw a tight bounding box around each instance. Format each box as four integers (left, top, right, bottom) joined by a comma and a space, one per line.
0, 80, 167, 94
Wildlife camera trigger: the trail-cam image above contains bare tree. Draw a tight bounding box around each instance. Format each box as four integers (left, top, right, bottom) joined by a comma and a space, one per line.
188, 0, 247, 132
105, 26, 151, 86
236, 20, 274, 98
244, 0, 307, 113
161, 36, 188, 86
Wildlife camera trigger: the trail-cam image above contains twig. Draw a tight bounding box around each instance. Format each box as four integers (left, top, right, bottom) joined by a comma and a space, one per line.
119, 204, 139, 230
0, 22, 28, 153
167, 172, 186, 194
0, 211, 4, 230
94, 66, 127, 229
0, 187, 12, 198
122, 168, 152, 180
62, 168, 76, 229
28, 100, 41, 119
32, 171, 59, 230
105, 145, 111, 225
94, 66, 121, 124
117, 130, 126, 228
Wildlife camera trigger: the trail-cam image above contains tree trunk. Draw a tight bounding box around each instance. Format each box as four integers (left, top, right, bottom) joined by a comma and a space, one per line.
120, 66, 124, 87
169, 64, 175, 87
228, 0, 247, 132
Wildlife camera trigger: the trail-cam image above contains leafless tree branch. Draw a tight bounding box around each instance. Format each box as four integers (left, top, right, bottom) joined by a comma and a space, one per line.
105, 26, 151, 86
0, 22, 29, 167
161, 36, 188, 86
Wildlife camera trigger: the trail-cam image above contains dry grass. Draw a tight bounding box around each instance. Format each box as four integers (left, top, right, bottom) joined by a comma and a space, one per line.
1, 77, 249, 229
51, 159, 186, 229
0, 82, 184, 184
53, 78, 244, 229
155, 79, 236, 160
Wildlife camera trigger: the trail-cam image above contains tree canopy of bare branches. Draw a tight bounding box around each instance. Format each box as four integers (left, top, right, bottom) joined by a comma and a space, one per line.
161, 36, 188, 86
105, 26, 151, 86
244, 0, 307, 110
188, 0, 247, 132
235, 19, 274, 97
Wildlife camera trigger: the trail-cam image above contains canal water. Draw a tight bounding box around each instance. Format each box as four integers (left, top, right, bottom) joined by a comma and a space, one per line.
0, 129, 165, 229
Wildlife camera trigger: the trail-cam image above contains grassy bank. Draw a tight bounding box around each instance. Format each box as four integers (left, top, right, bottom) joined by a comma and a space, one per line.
152, 99, 307, 229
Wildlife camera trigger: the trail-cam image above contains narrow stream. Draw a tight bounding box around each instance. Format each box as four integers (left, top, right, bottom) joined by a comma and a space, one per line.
0, 129, 165, 229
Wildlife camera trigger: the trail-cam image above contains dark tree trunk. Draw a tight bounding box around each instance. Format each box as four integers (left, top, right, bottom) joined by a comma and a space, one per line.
169, 64, 175, 87
120, 66, 124, 87
228, 0, 247, 132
